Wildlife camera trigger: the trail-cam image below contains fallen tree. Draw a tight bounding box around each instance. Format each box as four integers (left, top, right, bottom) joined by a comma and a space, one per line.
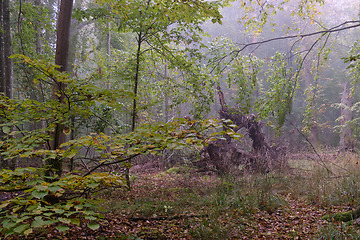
199, 86, 286, 174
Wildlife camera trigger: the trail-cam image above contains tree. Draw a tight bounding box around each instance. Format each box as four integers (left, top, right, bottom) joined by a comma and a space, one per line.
339, 81, 353, 153
0, 0, 12, 99
76, 0, 225, 188
48, 0, 74, 176
0, 0, 13, 169
83, 0, 224, 128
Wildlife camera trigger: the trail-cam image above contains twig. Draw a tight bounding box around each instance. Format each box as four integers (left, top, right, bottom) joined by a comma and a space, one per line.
285, 118, 332, 174
285, 118, 350, 174
128, 214, 209, 221
83, 154, 140, 177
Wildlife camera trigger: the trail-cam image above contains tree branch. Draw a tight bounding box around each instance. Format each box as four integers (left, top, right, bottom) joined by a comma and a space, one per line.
210, 21, 360, 74
83, 154, 140, 177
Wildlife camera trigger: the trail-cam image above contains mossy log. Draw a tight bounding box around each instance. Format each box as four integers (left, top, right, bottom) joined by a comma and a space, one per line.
323, 207, 360, 222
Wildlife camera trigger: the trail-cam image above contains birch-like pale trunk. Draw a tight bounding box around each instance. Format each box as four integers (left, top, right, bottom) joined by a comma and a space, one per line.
339, 81, 353, 153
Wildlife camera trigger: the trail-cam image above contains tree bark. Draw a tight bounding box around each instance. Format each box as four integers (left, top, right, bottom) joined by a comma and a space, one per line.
54, 0, 73, 73
0, 1, 5, 95
48, 0, 73, 177
164, 62, 169, 122
131, 32, 143, 132
0, 0, 12, 98
104, 20, 111, 135
34, 0, 42, 54
3, 0, 12, 99
0, 0, 14, 169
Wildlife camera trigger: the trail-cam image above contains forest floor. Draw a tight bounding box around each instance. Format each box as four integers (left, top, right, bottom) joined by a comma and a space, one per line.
8, 153, 360, 239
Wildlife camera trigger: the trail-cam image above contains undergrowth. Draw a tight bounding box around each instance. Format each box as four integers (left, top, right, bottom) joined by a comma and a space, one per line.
102, 153, 360, 239
2, 153, 360, 239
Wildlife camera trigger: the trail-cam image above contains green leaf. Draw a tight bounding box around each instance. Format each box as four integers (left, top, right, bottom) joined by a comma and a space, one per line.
35, 185, 49, 191
26, 203, 40, 211
70, 218, 80, 226
43, 212, 54, 217
59, 217, 71, 224
16, 216, 31, 223
56, 225, 70, 232
0, 201, 10, 209
87, 222, 100, 230
54, 208, 65, 214
24, 228, 33, 235
31, 190, 48, 199
2, 126, 10, 134
31, 216, 48, 228
2, 219, 17, 229
85, 216, 97, 221
63, 148, 77, 158
48, 185, 62, 192
13, 224, 29, 233
88, 182, 100, 188
12, 205, 23, 213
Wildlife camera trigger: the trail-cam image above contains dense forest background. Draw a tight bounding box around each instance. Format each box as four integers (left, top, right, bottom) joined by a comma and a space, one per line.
0, 0, 360, 238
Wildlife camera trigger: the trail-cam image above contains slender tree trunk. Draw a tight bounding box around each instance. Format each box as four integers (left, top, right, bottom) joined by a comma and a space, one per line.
48, 0, 73, 177
33, 0, 46, 134
164, 62, 169, 122
131, 32, 142, 132
126, 32, 143, 191
303, 59, 320, 149
106, 21, 111, 92
0, 0, 6, 169
339, 81, 353, 153
0, 1, 5, 95
3, 0, 12, 100
4, 0, 14, 169
0, 0, 14, 169
34, 0, 42, 54
0, 0, 13, 98
104, 20, 111, 136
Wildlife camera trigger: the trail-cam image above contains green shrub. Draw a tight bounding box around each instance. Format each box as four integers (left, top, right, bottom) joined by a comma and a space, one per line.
0, 167, 124, 238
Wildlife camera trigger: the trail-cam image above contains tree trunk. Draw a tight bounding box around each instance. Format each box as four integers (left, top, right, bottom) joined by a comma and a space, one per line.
303, 59, 320, 150
0, 1, 5, 95
0, 0, 12, 98
131, 32, 143, 132
339, 81, 353, 153
106, 20, 111, 92
126, 31, 144, 190
54, 0, 73, 73
104, 20, 111, 135
48, 0, 73, 177
164, 62, 169, 122
3, 0, 12, 100
0, 0, 14, 169
34, 0, 42, 54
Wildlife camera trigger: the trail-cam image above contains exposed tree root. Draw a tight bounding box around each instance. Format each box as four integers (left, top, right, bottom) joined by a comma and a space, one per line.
199, 85, 286, 174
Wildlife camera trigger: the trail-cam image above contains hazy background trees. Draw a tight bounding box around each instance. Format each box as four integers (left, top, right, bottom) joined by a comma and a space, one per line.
1, 0, 360, 237
0, 0, 359, 169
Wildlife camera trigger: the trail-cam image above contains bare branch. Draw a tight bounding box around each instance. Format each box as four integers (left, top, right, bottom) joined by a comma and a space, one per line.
210, 21, 360, 74
236, 21, 360, 53
83, 154, 140, 177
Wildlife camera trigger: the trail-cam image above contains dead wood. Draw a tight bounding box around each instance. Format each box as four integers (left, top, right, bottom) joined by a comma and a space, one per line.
199, 85, 286, 174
